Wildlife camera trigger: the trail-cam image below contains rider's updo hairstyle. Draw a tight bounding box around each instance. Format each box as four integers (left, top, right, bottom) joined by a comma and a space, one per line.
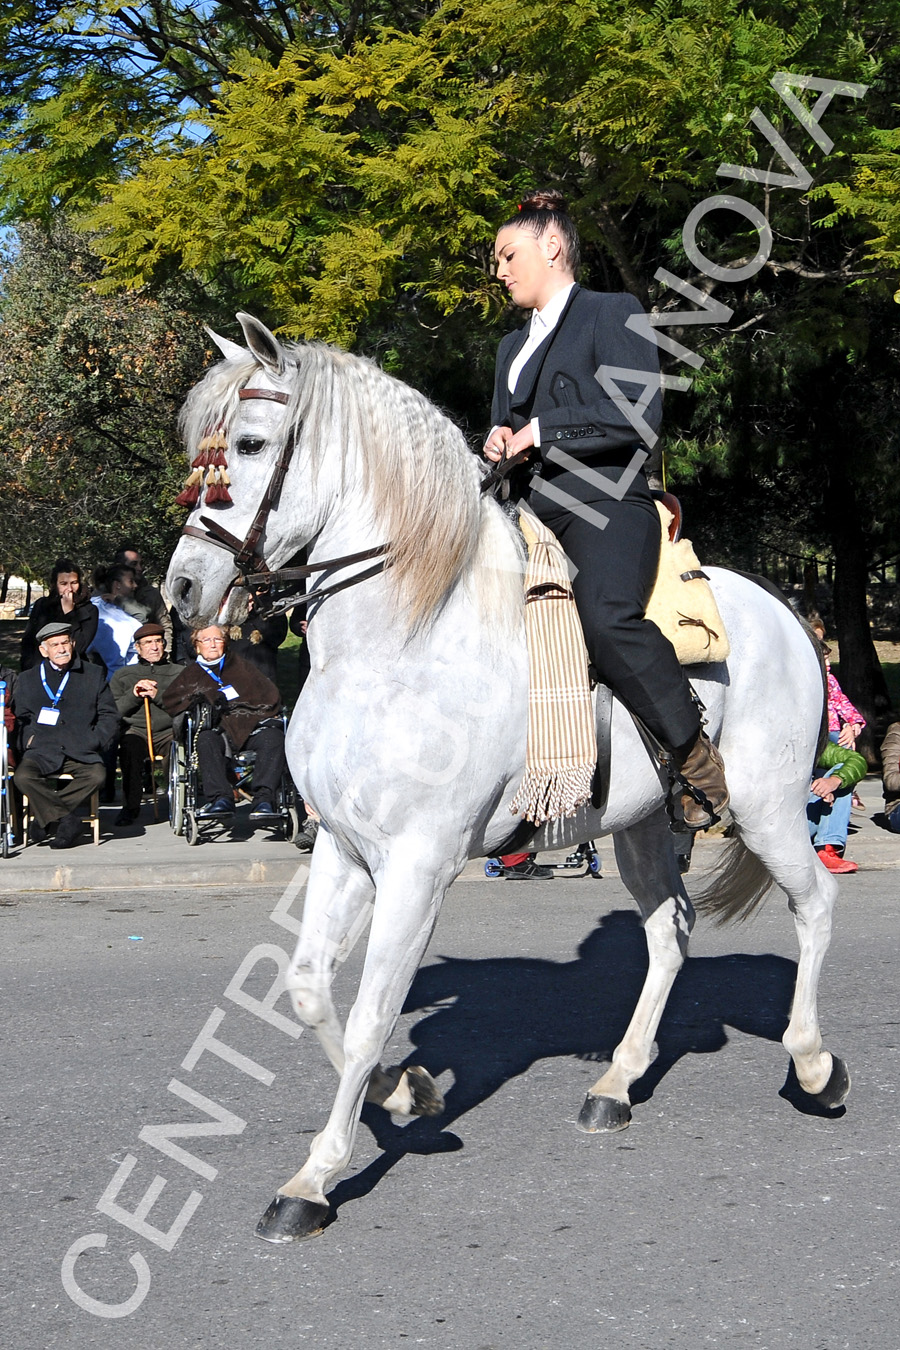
499, 188, 581, 277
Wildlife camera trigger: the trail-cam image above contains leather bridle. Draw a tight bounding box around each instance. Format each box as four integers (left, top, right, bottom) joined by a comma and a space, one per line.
178, 384, 390, 617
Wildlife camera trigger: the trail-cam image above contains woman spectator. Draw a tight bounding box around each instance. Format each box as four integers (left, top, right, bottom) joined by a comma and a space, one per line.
87, 563, 145, 678
20, 559, 99, 671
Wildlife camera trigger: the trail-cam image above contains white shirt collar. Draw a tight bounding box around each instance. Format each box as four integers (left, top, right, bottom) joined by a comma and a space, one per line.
531, 282, 576, 335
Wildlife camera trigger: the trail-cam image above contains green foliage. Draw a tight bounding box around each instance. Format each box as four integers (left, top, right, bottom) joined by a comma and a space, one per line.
0, 224, 211, 581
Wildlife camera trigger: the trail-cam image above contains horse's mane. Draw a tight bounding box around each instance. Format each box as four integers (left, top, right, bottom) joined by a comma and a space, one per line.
180, 342, 523, 628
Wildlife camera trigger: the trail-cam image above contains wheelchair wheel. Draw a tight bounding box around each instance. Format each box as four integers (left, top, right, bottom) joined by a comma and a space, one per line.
484, 858, 503, 878
586, 848, 602, 878
283, 805, 301, 843
185, 811, 200, 846
168, 742, 186, 836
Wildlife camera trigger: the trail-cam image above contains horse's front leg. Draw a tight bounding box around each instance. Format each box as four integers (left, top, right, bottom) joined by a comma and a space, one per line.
579, 810, 693, 1133
285, 829, 443, 1117
257, 850, 451, 1242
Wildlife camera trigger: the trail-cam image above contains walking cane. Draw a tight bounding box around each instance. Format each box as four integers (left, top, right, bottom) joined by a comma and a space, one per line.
143, 696, 158, 822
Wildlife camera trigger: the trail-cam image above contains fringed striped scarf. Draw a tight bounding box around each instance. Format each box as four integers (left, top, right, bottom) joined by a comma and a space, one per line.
509, 509, 596, 825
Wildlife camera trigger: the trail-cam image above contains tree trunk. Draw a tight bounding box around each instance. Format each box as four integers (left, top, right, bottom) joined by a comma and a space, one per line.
0, 573, 7, 603
827, 473, 890, 766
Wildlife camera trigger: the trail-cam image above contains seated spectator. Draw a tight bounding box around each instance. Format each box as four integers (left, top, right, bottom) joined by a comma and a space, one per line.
13, 623, 118, 848
228, 592, 287, 685
110, 624, 184, 827
20, 559, 99, 671
88, 563, 146, 676
162, 624, 286, 822
881, 720, 900, 833
114, 544, 173, 649
807, 740, 867, 874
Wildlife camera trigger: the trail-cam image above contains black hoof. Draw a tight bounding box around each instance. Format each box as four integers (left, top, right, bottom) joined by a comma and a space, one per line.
813, 1056, 851, 1110
255, 1194, 331, 1243
406, 1065, 445, 1118
576, 1093, 632, 1133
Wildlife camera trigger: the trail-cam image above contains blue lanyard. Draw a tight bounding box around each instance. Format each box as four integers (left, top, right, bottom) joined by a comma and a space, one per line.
201, 657, 228, 692
40, 662, 69, 707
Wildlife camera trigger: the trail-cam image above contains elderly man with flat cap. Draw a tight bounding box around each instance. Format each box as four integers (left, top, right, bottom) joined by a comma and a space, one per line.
13, 622, 118, 848
109, 623, 184, 826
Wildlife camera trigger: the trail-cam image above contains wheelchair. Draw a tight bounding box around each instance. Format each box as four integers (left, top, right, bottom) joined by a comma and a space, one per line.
168, 703, 300, 846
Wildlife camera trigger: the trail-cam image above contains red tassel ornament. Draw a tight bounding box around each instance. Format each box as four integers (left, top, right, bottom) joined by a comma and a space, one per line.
176, 422, 231, 511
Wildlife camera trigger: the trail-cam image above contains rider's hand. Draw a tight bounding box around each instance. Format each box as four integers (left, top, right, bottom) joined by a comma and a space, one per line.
484, 426, 513, 463
484, 423, 537, 463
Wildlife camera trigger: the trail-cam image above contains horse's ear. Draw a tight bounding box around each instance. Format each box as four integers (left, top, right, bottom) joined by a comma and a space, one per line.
236, 312, 287, 377
204, 326, 247, 363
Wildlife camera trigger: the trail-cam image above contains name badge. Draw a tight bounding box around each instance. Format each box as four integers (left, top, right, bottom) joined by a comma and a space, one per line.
37, 707, 60, 725
220, 685, 239, 701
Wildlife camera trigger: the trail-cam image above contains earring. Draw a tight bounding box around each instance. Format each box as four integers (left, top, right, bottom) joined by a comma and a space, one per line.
548, 258, 554, 268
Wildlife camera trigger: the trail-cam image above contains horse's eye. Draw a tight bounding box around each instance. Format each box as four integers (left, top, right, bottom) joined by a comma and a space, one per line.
237, 436, 267, 456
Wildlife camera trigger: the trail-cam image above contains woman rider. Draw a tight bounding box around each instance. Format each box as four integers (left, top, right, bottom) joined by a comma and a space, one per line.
484, 189, 728, 830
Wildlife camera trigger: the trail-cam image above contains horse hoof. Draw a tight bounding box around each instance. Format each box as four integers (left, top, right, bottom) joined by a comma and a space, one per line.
576, 1093, 632, 1133
813, 1056, 851, 1110
406, 1065, 445, 1117
255, 1194, 331, 1243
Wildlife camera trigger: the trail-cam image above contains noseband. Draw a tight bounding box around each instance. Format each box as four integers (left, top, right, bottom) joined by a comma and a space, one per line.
179, 385, 390, 616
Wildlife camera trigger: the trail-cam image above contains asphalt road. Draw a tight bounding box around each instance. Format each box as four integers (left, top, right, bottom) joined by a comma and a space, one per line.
2, 855, 898, 1350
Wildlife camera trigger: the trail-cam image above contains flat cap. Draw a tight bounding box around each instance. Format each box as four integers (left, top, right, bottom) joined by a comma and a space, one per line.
133, 623, 166, 642
36, 622, 74, 642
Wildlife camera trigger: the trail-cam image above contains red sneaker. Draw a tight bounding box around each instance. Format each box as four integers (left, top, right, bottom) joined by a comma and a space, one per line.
817, 845, 859, 874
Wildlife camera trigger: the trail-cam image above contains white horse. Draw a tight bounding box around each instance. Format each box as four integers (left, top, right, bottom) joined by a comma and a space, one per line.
167, 313, 849, 1243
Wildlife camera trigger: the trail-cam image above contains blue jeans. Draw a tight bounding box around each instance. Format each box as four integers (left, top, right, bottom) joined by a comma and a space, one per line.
887, 803, 900, 834
807, 784, 853, 848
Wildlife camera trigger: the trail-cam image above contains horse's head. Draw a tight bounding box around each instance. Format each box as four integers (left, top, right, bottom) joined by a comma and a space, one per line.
167, 313, 315, 627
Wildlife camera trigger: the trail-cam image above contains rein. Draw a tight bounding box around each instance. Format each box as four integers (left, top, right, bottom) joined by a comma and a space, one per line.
178, 384, 391, 618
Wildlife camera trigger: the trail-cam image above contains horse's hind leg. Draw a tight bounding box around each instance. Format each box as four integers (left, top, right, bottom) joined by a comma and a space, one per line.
735, 811, 849, 1106
579, 809, 693, 1133
258, 852, 450, 1242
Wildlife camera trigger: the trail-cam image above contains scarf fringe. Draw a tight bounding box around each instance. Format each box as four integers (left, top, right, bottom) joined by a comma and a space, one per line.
509, 765, 594, 826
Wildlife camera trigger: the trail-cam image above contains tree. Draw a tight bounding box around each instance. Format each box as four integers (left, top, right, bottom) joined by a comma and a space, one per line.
1, 1, 899, 736
0, 223, 212, 580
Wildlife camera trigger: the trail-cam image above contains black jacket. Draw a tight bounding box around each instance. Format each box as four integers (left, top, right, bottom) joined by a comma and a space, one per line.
490, 286, 662, 503
14, 654, 119, 772
228, 612, 287, 686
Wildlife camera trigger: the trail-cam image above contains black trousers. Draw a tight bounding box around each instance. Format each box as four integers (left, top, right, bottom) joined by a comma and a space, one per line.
120, 729, 173, 810
195, 723, 286, 804
530, 482, 700, 751
14, 755, 106, 827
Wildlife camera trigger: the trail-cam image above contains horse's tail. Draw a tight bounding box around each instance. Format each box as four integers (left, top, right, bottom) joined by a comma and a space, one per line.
690, 835, 775, 925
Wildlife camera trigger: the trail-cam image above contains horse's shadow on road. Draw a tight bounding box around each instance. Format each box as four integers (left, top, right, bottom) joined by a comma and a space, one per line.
328, 908, 805, 1215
